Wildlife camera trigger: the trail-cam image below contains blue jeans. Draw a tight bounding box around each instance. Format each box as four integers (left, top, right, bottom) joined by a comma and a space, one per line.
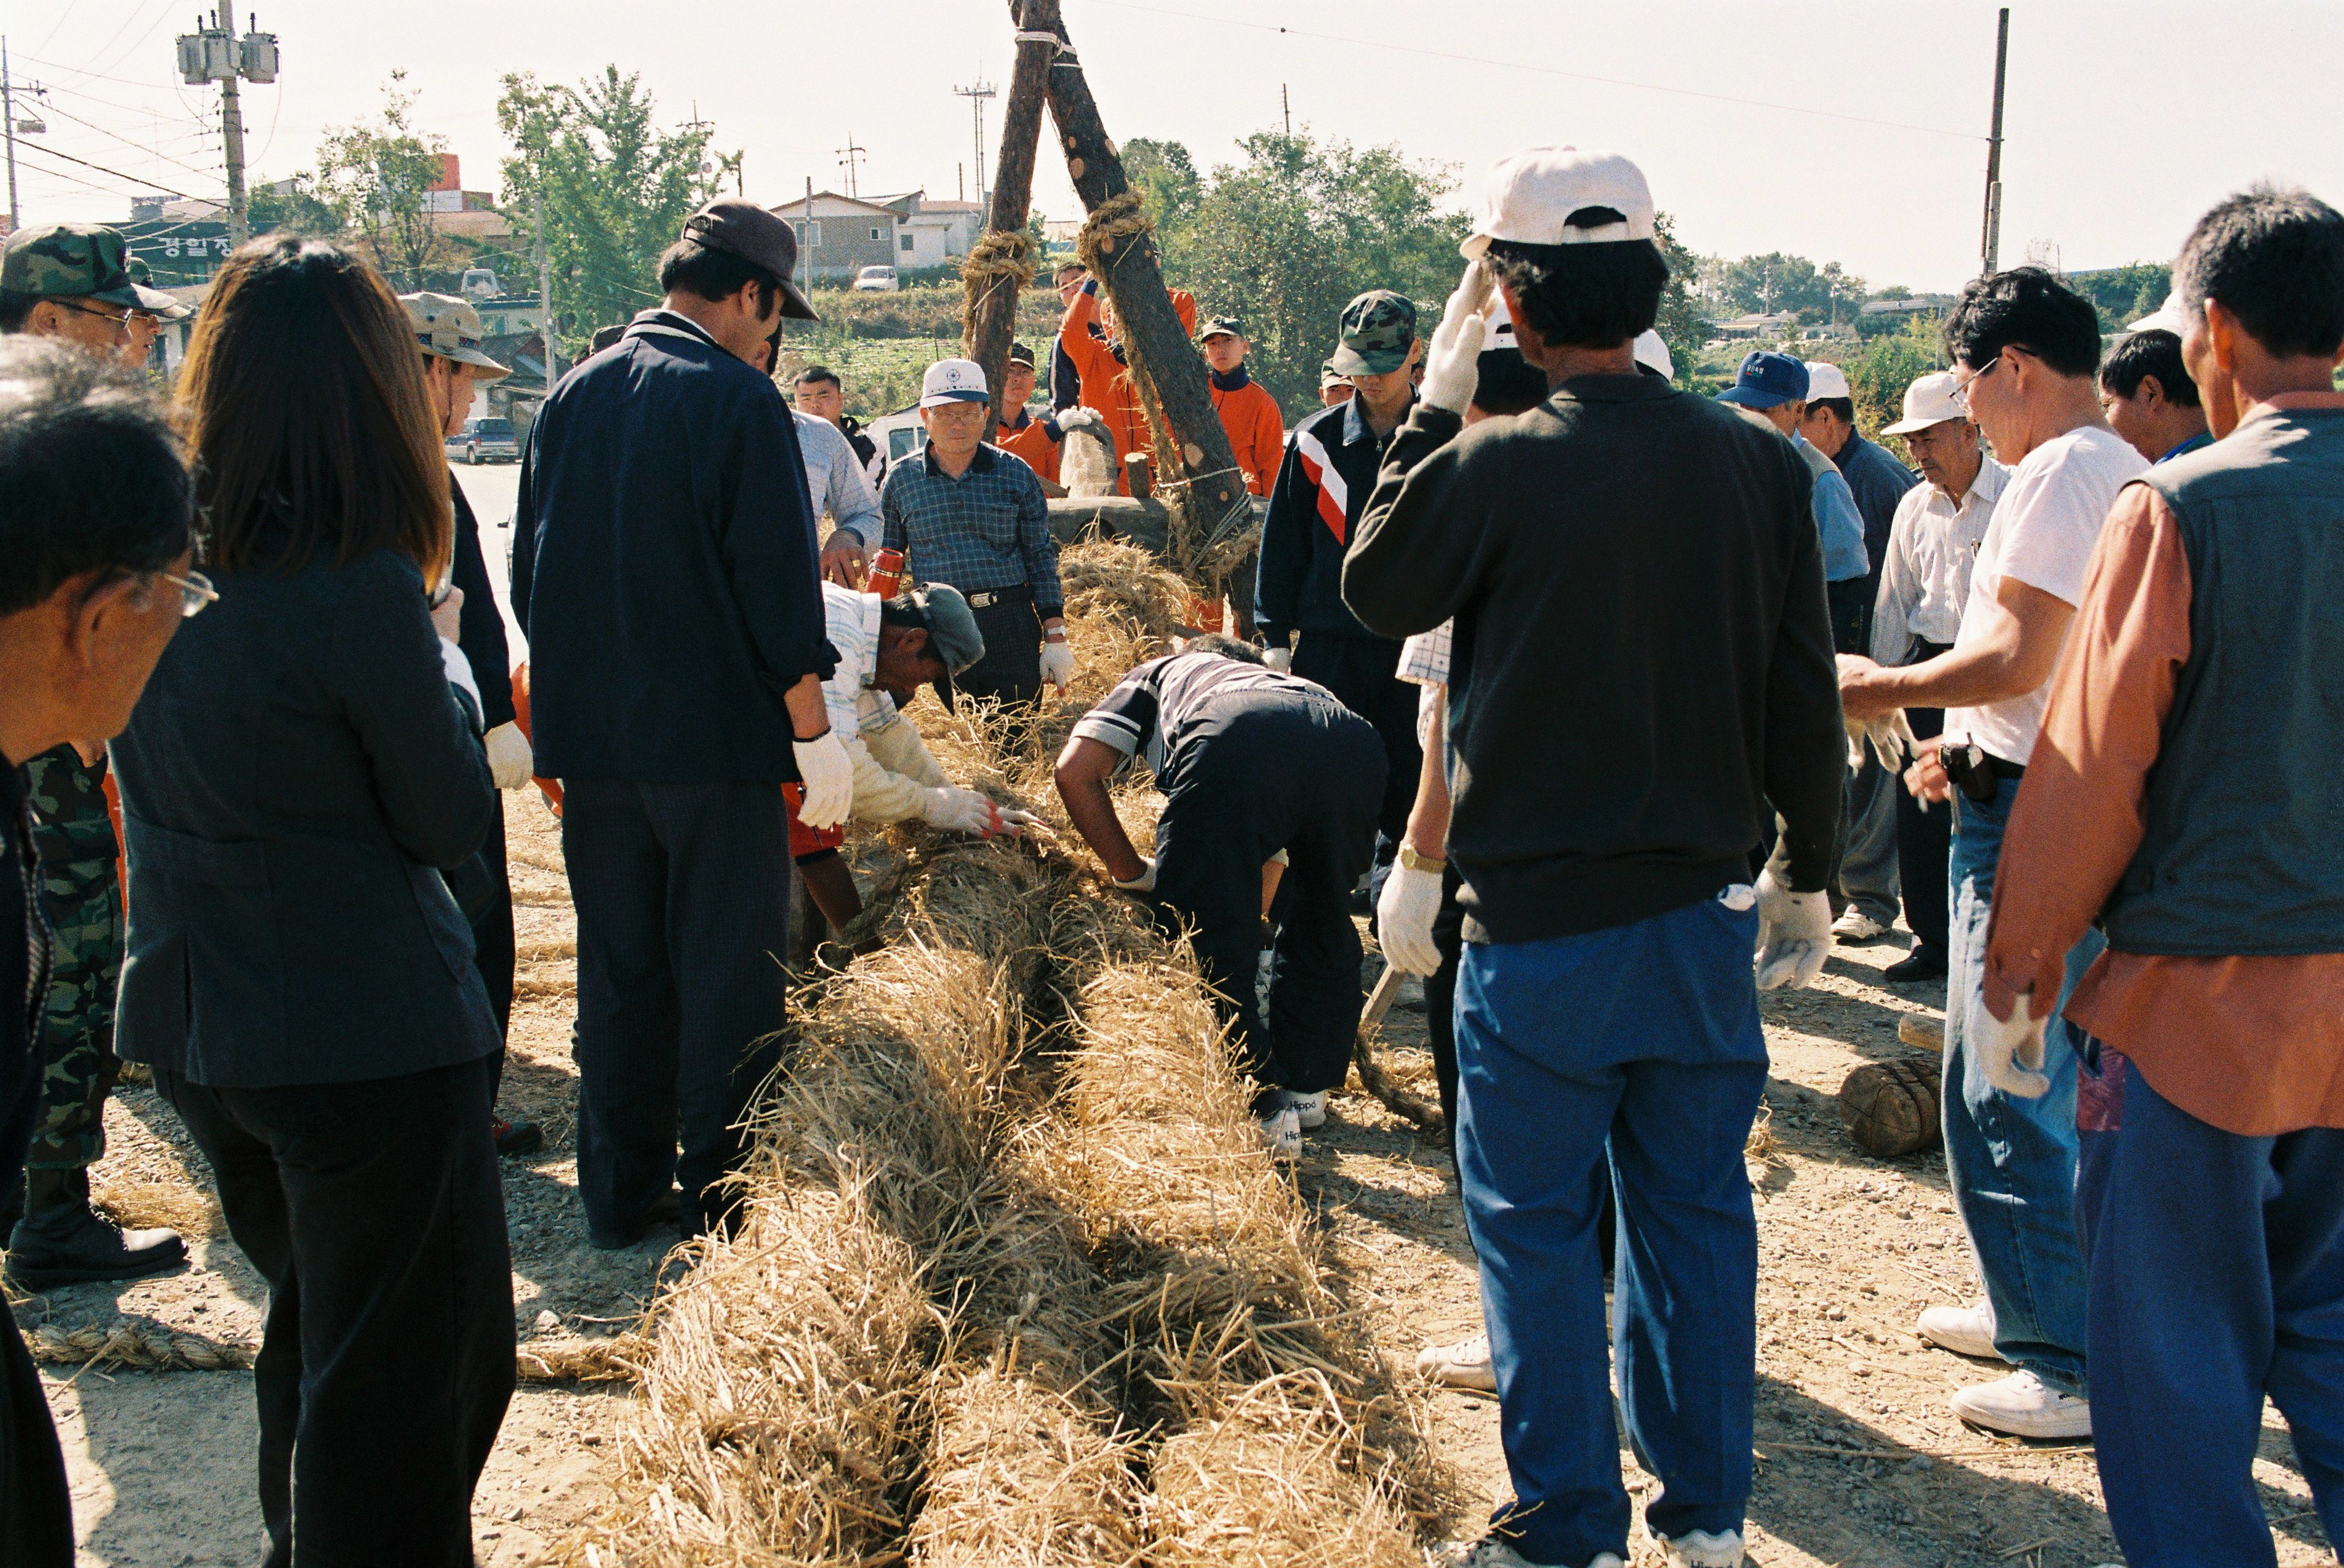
2076, 1040, 2344, 1564
1944, 778, 2099, 1392
1456, 896, 1767, 1565
1836, 753, 1901, 927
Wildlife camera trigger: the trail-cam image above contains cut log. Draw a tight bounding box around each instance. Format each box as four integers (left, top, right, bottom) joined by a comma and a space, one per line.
1838, 1056, 1944, 1159
1046, 495, 1265, 557
965, 0, 1056, 443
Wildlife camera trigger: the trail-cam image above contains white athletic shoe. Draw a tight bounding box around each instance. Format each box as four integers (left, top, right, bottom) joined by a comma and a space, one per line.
1283, 1088, 1327, 1130
1950, 1369, 2092, 1440
1258, 1106, 1301, 1162
1832, 908, 1891, 941
1435, 1542, 1616, 1568
1415, 1330, 1496, 1392
1655, 1528, 1745, 1568
1916, 1300, 2003, 1360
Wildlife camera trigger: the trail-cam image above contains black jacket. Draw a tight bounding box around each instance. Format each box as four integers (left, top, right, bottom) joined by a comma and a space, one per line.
512, 310, 836, 783
449, 473, 516, 731
1255, 394, 1413, 646
1343, 378, 1844, 945
1, 765, 46, 1196
111, 544, 501, 1087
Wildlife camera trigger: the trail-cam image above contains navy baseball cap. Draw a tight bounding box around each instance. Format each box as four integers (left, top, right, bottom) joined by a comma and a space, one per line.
1716, 350, 1810, 409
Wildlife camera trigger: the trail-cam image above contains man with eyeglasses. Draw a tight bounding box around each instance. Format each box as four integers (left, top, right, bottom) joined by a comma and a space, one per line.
0, 225, 197, 1293
1838, 267, 2144, 1442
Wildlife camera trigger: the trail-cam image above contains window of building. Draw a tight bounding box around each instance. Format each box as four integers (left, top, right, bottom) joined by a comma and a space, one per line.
900, 234, 915, 252
795, 220, 822, 248
870, 226, 883, 242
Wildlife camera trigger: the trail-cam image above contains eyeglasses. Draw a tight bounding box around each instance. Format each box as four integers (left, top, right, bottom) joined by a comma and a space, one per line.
153, 569, 218, 618
1951, 355, 2000, 406
59, 301, 135, 339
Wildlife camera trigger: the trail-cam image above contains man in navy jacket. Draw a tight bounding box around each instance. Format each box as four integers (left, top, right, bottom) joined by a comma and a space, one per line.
512, 202, 851, 1247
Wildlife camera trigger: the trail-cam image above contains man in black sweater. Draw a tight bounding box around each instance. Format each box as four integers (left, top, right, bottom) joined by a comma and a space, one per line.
1344, 148, 1843, 1568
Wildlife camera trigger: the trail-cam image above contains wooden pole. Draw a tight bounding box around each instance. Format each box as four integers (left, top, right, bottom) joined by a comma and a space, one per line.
1979, 7, 2009, 278
1026, 3, 1249, 571
967, 0, 1056, 443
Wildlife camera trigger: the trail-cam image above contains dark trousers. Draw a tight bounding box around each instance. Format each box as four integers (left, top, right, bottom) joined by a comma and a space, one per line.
562, 779, 789, 1239
1291, 630, 1420, 854
1153, 695, 1384, 1100
153, 1057, 513, 1568
935, 592, 1043, 710
470, 794, 515, 1110
1896, 655, 1952, 962
2077, 1040, 2344, 1563
0, 1309, 70, 1567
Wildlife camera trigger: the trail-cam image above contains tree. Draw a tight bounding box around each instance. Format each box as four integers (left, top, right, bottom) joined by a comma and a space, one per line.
314, 74, 461, 291
1651, 213, 1708, 388
1121, 138, 1202, 238
1840, 312, 1945, 440
496, 68, 734, 356
246, 174, 338, 238
1719, 251, 1833, 317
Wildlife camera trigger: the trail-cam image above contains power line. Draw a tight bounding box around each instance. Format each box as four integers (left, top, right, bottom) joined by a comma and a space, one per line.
38, 100, 227, 181
16, 140, 200, 200
1084, 0, 1983, 143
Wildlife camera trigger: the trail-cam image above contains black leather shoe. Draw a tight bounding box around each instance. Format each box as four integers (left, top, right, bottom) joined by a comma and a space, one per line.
6, 1168, 187, 1290
1884, 949, 1950, 983
587, 1190, 681, 1251
492, 1116, 546, 1158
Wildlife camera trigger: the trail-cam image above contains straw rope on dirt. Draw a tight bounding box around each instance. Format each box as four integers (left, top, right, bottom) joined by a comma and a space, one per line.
21, 1320, 256, 1374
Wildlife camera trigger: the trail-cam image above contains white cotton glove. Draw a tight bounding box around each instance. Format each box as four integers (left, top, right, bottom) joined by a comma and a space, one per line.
1846, 709, 1920, 773
792, 732, 854, 830
918, 786, 1007, 838
1752, 867, 1833, 990
1376, 861, 1445, 976
1039, 638, 1075, 692
1975, 987, 2053, 1099
1419, 259, 1496, 415
484, 721, 534, 790
1262, 647, 1292, 674
1110, 858, 1157, 894
1056, 407, 1102, 432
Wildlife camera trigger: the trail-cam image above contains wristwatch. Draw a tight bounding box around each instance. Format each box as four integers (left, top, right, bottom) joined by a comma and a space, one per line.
1398, 845, 1446, 873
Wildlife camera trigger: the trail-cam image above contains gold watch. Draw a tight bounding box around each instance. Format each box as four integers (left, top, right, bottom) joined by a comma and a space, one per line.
1398, 845, 1446, 873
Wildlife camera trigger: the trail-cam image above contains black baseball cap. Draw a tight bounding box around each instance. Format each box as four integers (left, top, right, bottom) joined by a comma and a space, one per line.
683, 200, 818, 321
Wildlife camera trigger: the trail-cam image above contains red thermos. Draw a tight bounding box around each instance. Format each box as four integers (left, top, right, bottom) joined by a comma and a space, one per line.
866, 546, 906, 600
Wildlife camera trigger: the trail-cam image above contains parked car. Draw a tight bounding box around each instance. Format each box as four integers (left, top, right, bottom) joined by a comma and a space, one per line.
867, 405, 927, 467
851, 265, 900, 293
446, 416, 520, 465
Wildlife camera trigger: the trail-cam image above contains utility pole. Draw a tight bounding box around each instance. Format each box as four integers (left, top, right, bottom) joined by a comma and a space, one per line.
534, 180, 559, 383
835, 134, 866, 199
3, 41, 49, 232
176, 9, 276, 245
1282, 83, 1290, 138
802, 175, 814, 297
1979, 6, 2009, 278
955, 74, 996, 212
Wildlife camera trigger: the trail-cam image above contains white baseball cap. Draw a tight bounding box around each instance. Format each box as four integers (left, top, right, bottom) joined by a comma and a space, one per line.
1881, 370, 1968, 435
1633, 330, 1674, 379
919, 357, 989, 408
1803, 360, 1851, 401
2122, 294, 2189, 338
1462, 147, 1657, 261
1481, 290, 1518, 350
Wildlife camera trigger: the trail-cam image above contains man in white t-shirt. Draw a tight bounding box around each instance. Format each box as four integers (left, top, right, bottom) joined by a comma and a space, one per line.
1840, 268, 2145, 1444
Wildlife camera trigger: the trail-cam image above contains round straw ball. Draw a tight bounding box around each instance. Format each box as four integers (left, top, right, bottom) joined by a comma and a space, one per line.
1838, 1057, 1943, 1158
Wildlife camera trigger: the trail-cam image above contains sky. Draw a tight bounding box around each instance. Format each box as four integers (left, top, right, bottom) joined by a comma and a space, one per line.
5, 1, 2342, 294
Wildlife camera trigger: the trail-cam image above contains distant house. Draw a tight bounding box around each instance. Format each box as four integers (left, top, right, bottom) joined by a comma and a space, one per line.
765, 191, 900, 283
873, 191, 985, 269
1706, 310, 1800, 339
1860, 295, 1951, 319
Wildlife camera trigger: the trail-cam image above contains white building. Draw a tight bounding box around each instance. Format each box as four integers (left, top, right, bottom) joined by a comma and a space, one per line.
874, 191, 985, 270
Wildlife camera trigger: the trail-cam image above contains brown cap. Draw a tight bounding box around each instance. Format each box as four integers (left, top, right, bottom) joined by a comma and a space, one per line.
682, 200, 818, 321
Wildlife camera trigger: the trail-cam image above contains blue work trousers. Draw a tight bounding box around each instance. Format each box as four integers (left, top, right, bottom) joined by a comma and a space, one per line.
2077, 1040, 2344, 1564
1456, 894, 1767, 1565
1945, 777, 2098, 1392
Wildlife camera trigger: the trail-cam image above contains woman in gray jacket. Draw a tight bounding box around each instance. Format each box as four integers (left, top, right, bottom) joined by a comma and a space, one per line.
109, 235, 511, 1566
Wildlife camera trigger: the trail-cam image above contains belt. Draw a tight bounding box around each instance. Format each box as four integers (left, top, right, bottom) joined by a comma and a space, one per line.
965, 585, 1032, 610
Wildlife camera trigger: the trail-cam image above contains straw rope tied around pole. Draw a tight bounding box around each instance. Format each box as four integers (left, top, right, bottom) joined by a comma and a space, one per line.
957, 227, 1037, 351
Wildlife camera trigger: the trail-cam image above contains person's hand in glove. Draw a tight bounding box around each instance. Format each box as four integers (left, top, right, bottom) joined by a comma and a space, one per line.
1419, 259, 1496, 415
1376, 857, 1445, 975
1262, 645, 1292, 674
1110, 857, 1157, 894
1056, 406, 1102, 432
919, 786, 1009, 838
792, 730, 854, 830
1039, 634, 1075, 693
1974, 986, 2053, 1099
1752, 867, 1832, 990
484, 721, 534, 790
1845, 708, 1920, 772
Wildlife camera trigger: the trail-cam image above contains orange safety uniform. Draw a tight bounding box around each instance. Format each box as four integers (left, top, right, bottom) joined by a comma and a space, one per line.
1057, 283, 1198, 495
994, 409, 1061, 486
1207, 369, 1286, 496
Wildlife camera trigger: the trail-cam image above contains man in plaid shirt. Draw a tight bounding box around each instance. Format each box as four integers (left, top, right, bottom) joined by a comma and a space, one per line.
880, 359, 1070, 707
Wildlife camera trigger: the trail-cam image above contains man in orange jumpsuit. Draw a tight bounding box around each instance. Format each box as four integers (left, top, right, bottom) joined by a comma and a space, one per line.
993, 342, 1064, 486
1200, 316, 1285, 496
1057, 276, 1198, 494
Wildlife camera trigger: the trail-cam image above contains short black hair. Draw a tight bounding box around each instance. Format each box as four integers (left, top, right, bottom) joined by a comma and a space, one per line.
1185, 631, 1264, 665
656, 238, 778, 312
2175, 185, 2344, 360
0, 290, 37, 333
1482, 231, 1668, 352
1472, 348, 1549, 416
1941, 267, 2103, 379
1808, 396, 1856, 426
794, 364, 842, 389
588, 323, 625, 356
0, 337, 196, 615
2099, 329, 2200, 408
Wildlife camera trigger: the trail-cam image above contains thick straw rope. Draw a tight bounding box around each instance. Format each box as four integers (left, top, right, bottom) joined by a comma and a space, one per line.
958, 228, 1039, 356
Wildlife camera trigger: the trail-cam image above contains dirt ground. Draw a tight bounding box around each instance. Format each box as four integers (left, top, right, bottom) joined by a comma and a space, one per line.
24, 793, 2336, 1566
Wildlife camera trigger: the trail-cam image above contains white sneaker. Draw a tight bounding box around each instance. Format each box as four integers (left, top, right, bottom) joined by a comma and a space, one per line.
1656, 1529, 1745, 1568
1832, 908, 1891, 941
1435, 1542, 1616, 1568
1282, 1088, 1327, 1130
1916, 1300, 2002, 1360
1950, 1369, 2092, 1440
1415, 1330, 1495, 1392
1257, 1106, 1301, 1162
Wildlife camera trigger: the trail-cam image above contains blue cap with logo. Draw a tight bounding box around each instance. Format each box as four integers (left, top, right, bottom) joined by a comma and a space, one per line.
1716, 350, 1810, 409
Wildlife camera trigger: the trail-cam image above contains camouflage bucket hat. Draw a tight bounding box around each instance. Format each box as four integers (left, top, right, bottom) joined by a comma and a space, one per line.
1328, 289, 1418, 377
1, 223, 171, 311
399, 291, 512, 381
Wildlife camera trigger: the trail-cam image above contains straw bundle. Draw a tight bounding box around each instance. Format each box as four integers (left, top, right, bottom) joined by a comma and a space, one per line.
907, 1364, 1145, 1567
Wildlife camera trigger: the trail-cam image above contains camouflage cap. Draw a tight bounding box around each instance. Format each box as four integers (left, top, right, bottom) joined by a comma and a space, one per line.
1, 223, 176, 312
1198, 315, 1244, 342
124, 258, 193, 321
1319, 357, 1348, 389
1007, 340, 1036, 368
399, 291, 512, 381
1327, 289, 1418, 377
